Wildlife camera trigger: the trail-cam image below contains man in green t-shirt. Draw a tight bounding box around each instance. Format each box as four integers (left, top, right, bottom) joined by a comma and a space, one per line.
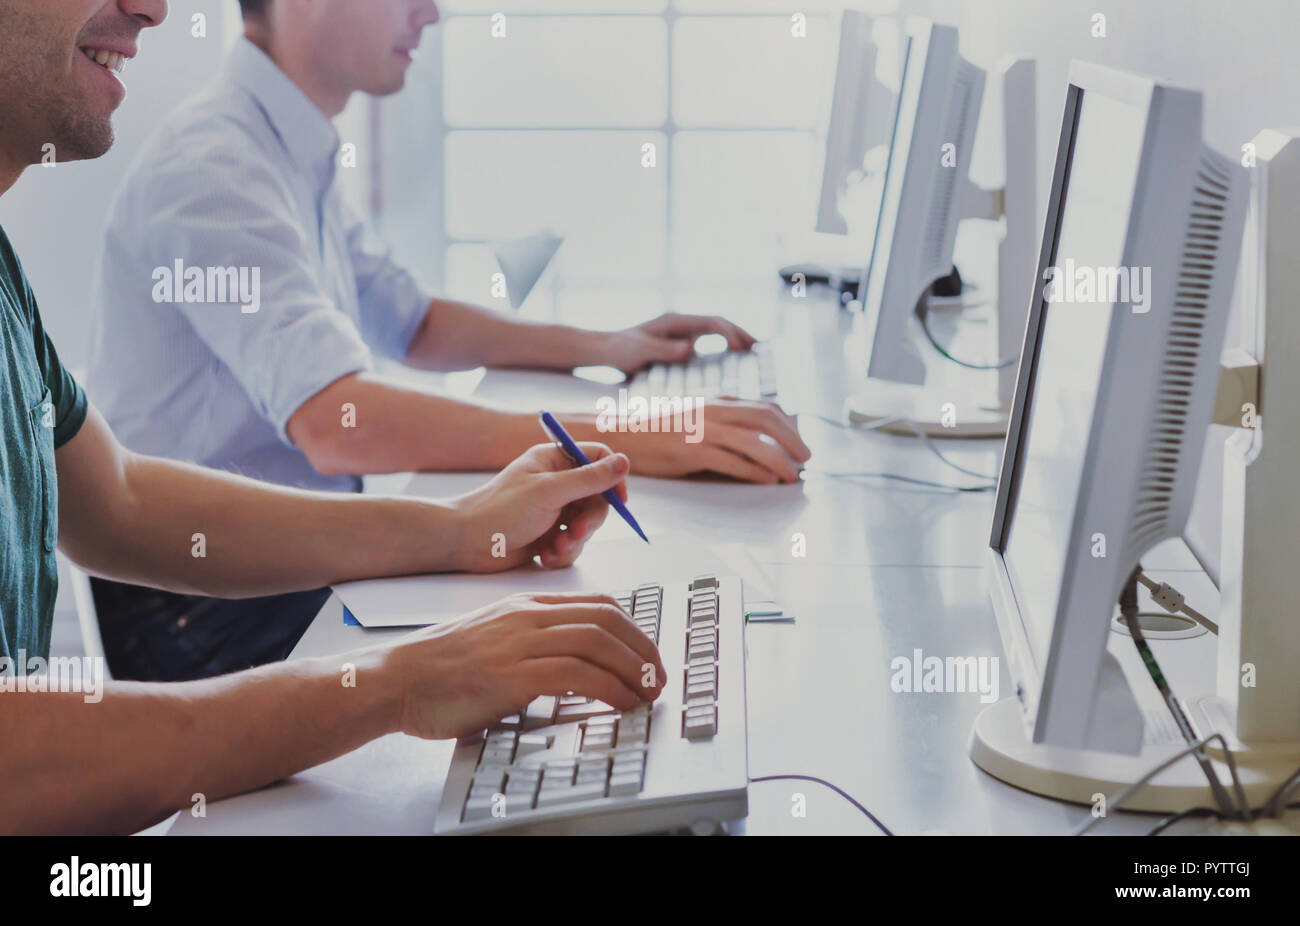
0, 0, 664, 834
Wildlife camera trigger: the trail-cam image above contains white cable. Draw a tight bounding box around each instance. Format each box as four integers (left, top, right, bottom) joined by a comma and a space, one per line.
1072, 732, 1249, 835
1136, 571, 1218, 635
802, 410, 999, 482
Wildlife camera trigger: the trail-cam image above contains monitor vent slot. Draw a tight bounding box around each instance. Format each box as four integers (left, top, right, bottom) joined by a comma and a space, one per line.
1126, 152, 1230, 552
921, 68, 978, 277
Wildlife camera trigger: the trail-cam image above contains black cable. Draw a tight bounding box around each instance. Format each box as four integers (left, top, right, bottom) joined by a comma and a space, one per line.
1146, 806, 1218, 835
1148, 801, 1300, 836
750, 774, 894, 835
1263, 760, 1300, 817
916, 305, 1018, 370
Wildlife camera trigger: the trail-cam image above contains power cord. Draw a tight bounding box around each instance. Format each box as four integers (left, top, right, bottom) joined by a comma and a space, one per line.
1071, 733, 1248, 835
1146, 756, 1300, 833
1120, 566, 1244, 819
1145, 805, 1220, 835
916, 304, 1018, 370
1136, 571, 1218, 635
1147, 801, 1300, 835
1263, 761, 1300, 817
797, 411, 1000, 490
750, 774, 894, 835
802, 470, 994, 493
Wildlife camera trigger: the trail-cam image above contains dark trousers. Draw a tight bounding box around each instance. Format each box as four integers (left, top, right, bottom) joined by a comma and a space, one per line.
91, 578, 332, 682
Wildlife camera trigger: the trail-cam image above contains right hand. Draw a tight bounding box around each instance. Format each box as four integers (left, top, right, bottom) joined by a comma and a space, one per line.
611, 398, 811, 484
384, 592, 667, 741
450, 441, 631, 573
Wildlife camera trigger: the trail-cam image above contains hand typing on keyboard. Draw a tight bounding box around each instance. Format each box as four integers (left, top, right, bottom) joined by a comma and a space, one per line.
598, 312, 757, 375
617, 398, 810, 484
382, 591, 665, 742
436, 575, 747, 834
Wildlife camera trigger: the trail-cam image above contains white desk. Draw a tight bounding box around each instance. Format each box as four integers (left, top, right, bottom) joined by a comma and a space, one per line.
170, 284, 1244, 836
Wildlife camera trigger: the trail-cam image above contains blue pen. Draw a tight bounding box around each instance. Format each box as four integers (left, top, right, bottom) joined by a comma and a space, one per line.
539, 411, 649, 543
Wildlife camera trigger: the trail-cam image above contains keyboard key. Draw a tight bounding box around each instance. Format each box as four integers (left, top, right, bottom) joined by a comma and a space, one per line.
556, 699, 617, 723
540, 760, 576, 789
535, 782, 607, 808
472, 767, 506, 792
504, 793, 535, 815
686, 678, 717, 700
506, 766, 541, 790
609, 773, 644, 797
463, 796, 497, 821
683, 704, 718, 739
523, 696, 558, 730
515, 733, 551, 759
581, 719, 616, 752
611, 749, 645, 773
481, 741, 516, 766
576, 756, 609, 785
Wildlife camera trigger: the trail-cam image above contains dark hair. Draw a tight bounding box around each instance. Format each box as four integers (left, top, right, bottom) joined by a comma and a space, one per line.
238, 0, 270, 18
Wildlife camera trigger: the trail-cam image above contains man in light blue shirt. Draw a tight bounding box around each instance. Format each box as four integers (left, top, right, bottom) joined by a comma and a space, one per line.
87, 0, 810, 680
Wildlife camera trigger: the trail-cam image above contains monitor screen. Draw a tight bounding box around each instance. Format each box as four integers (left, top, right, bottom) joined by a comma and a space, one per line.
860, 34, 915, 313
1001, 90, 1148, 667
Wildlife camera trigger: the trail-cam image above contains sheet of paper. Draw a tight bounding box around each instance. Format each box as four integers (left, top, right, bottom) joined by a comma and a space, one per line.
332, 534, 733, 628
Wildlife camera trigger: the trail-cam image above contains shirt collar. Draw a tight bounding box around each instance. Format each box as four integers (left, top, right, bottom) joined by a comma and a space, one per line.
225, 38, 340, 190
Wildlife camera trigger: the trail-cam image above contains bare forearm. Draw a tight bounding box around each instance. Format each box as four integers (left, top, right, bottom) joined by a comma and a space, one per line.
56, 414, 468, 597
0, 650, 396, 835
406, 298, 609, 371
114, 456, 465, 595
290, 373, 545, 476
294, 378, 630, 479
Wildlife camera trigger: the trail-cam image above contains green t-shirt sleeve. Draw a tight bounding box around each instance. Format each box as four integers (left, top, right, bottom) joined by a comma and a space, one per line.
30, 301, 88, 449
2, 230, 88, 449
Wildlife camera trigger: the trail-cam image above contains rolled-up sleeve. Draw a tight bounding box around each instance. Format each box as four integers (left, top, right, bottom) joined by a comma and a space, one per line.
342, 201, 433, 362
131, 143, 373, 444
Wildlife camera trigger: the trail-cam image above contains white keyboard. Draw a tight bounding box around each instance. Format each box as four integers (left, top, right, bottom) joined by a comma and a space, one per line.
628, 344, 778, 401
435, 575, 748, 836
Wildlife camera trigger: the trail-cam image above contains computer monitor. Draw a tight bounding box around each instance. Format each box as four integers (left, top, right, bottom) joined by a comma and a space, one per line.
972, 61, 1254, 811
859, 19, 985, 389
815, 9, 891, 236
843, 21, 1033, 438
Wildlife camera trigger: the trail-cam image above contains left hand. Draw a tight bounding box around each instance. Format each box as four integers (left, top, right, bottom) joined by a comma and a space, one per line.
602, 313, 757, 375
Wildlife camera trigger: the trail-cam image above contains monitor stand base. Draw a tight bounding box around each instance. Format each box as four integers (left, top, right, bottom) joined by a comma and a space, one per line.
970, 697, 1300, 815
844, 384, 1008, 439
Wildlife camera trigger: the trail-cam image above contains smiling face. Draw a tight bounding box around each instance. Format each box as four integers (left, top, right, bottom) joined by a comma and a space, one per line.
0, 0, 167, 168
301, 0, 440, 100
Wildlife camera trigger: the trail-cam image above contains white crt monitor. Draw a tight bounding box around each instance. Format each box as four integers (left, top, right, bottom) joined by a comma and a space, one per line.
985, 62, 1247, 753
860, 19, 984, 386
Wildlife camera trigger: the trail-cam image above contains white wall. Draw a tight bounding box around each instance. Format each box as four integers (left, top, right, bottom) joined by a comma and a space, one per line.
900, 0, 1300, 217
900, 0, 1300, 577
0, 0, 239, 369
